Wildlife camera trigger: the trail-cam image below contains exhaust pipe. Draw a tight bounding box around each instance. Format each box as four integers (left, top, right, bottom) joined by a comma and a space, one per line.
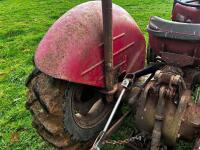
102, 0, 114, 102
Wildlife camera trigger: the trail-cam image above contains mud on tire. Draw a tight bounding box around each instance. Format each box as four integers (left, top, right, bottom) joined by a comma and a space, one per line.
26, 69, 88, 149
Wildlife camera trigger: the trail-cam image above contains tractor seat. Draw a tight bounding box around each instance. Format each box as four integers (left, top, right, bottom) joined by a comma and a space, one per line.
147, 16, 200, 41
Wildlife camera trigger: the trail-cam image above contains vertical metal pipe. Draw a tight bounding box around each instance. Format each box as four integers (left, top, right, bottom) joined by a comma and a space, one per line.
102, 0, 114, 101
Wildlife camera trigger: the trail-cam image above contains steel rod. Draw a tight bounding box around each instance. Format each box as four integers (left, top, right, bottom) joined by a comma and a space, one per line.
105, 111, 131, 139
103, 88, 126, 132
102, 0, 114, 102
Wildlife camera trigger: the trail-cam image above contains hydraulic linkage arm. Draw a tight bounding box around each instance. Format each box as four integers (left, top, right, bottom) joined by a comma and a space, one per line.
91, 78, 131, 150
91, 62, 165, 150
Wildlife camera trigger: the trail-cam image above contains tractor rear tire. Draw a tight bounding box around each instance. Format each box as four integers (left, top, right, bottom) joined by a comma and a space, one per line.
64, 83, 113, 141
26, 69, 88, 149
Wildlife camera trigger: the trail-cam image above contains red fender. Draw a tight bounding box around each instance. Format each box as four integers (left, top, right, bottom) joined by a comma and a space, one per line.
35, 1, 146, 87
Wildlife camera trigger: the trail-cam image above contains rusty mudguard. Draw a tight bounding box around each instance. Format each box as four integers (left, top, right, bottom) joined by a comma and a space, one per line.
35, 1, 146, 88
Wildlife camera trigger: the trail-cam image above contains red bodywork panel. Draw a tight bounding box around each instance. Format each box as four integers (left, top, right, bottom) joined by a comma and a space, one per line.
35, 1, 146, 88
148, 16, 200, 66
172, 3, 200, 23
149, 34, 200, 66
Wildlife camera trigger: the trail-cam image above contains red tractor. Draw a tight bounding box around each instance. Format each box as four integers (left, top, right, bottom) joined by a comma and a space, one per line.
26, 0, 200, 149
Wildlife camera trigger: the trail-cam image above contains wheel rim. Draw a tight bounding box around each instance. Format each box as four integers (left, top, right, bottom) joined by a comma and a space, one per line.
70, 85, 112, 129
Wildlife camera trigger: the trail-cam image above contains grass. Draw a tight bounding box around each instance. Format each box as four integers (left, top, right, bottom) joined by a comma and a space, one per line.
0, 0, 191, 149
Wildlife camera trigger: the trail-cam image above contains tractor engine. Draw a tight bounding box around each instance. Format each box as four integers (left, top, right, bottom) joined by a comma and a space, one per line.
132, 15, 200, 149
134, 66, 200, 148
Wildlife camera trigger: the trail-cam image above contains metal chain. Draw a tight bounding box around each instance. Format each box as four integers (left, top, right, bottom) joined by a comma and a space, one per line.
102, 135, 142, 145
